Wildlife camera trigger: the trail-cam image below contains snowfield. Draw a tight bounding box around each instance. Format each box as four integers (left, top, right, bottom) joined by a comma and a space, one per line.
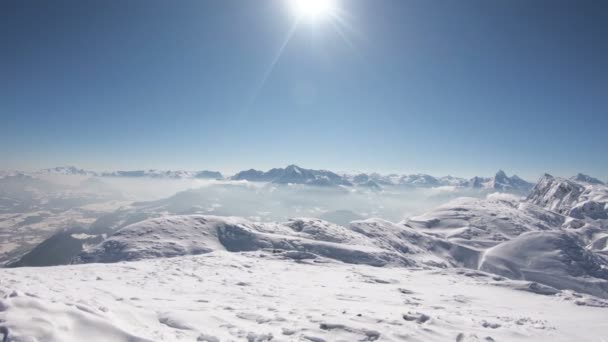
1, 172, 608, 341
1, 252, 607, 342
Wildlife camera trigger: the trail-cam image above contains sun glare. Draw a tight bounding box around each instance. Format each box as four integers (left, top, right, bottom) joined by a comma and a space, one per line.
291, 0, 336, 19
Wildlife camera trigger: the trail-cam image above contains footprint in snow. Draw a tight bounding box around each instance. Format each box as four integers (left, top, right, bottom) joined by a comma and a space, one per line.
398, 288, 415, 295
402, 312, 430, 324
197, 333, 220, 342
456, 333, 495, 342
319, 323, 381, 341
157, 312, 193, 330
480, 320, 501, 329
236, 312, 272, 324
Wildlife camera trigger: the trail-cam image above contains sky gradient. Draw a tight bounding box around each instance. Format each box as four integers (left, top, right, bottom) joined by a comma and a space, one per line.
1, 0, 607, 180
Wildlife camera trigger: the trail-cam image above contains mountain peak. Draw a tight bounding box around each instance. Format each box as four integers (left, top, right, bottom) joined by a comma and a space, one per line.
285, 164, 303, 172
41, 166, 95, 176
572, 173, 604, 185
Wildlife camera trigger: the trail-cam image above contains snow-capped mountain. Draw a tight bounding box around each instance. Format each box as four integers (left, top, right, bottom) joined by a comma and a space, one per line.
232, 165, 352, 186
357, 179, 382, 190
347, 172, 401, 186
528, 173, 608, 220
230, 168, 272, 182
100, 169, 222, 179
38, 166, 97, 176
571, 173, 605, 185
35, 167, 223, 179
192, 170, 223, 179
439, 175, 470, 187
467, 170, 534, 193
13, 165, 546, 193
398, 174, 442, 187
348, 170, 532, 192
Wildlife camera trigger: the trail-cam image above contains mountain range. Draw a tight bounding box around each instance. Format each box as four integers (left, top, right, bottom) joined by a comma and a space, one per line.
233, 165, 537, 193
38, 166, 223, 180
8, 165, 605, 195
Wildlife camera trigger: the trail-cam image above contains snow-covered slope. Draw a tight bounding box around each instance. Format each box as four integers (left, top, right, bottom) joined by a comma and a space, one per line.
76, 216, 415, 267
479, 231, 608, 298
405, 193, 608, 298
406, 196, 565, 246
527, 174, 608, 220
73, 190, 608, 298
77, 212, 504, 270
2, 251, 607, 342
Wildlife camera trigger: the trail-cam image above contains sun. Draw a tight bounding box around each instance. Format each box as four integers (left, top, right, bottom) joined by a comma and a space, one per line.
291, 0, 336, 19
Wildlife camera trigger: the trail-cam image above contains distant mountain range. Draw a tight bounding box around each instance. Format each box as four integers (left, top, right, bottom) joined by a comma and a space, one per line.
233, 165, 535, 193
232, 165, 352, 187
37, 166, 223, 180
6, 165, 604, 194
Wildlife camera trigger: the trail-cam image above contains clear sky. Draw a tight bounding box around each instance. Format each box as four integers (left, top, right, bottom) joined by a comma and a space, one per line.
1, 0, 607, 180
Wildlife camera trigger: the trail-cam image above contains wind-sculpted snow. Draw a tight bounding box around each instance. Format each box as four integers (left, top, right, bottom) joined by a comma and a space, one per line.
479, 231, 608, 298
527, 174, 608, 219
76, 216, 415, 267
404, 195, 608, 298
349, 218, 473, 267
77, 214, 501, 270
74, 188, 608, 299
2, 252, 607, 342
405, 196, 565, 246
527, 174, 587, 214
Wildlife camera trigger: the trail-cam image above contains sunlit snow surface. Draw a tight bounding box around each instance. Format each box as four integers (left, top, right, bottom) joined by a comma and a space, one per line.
1, 251, 607, 342
1, 172, 608, 341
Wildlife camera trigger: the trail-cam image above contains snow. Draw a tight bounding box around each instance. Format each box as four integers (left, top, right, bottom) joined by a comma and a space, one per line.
467, 171, 533, 193
405, 196, 564, 245
479, 231, 608, 298
232, 165, 535, 192
403, 191, 608, 298
2, 169, 608, 341
1, 252, 607, 342
76, 216, 413, 267
101, 169, 223, 180
527, 174, 608, 224
70, 190, 608, 300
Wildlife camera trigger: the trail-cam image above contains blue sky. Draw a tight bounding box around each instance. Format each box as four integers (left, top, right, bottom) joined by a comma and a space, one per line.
1, 0, 606, 180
